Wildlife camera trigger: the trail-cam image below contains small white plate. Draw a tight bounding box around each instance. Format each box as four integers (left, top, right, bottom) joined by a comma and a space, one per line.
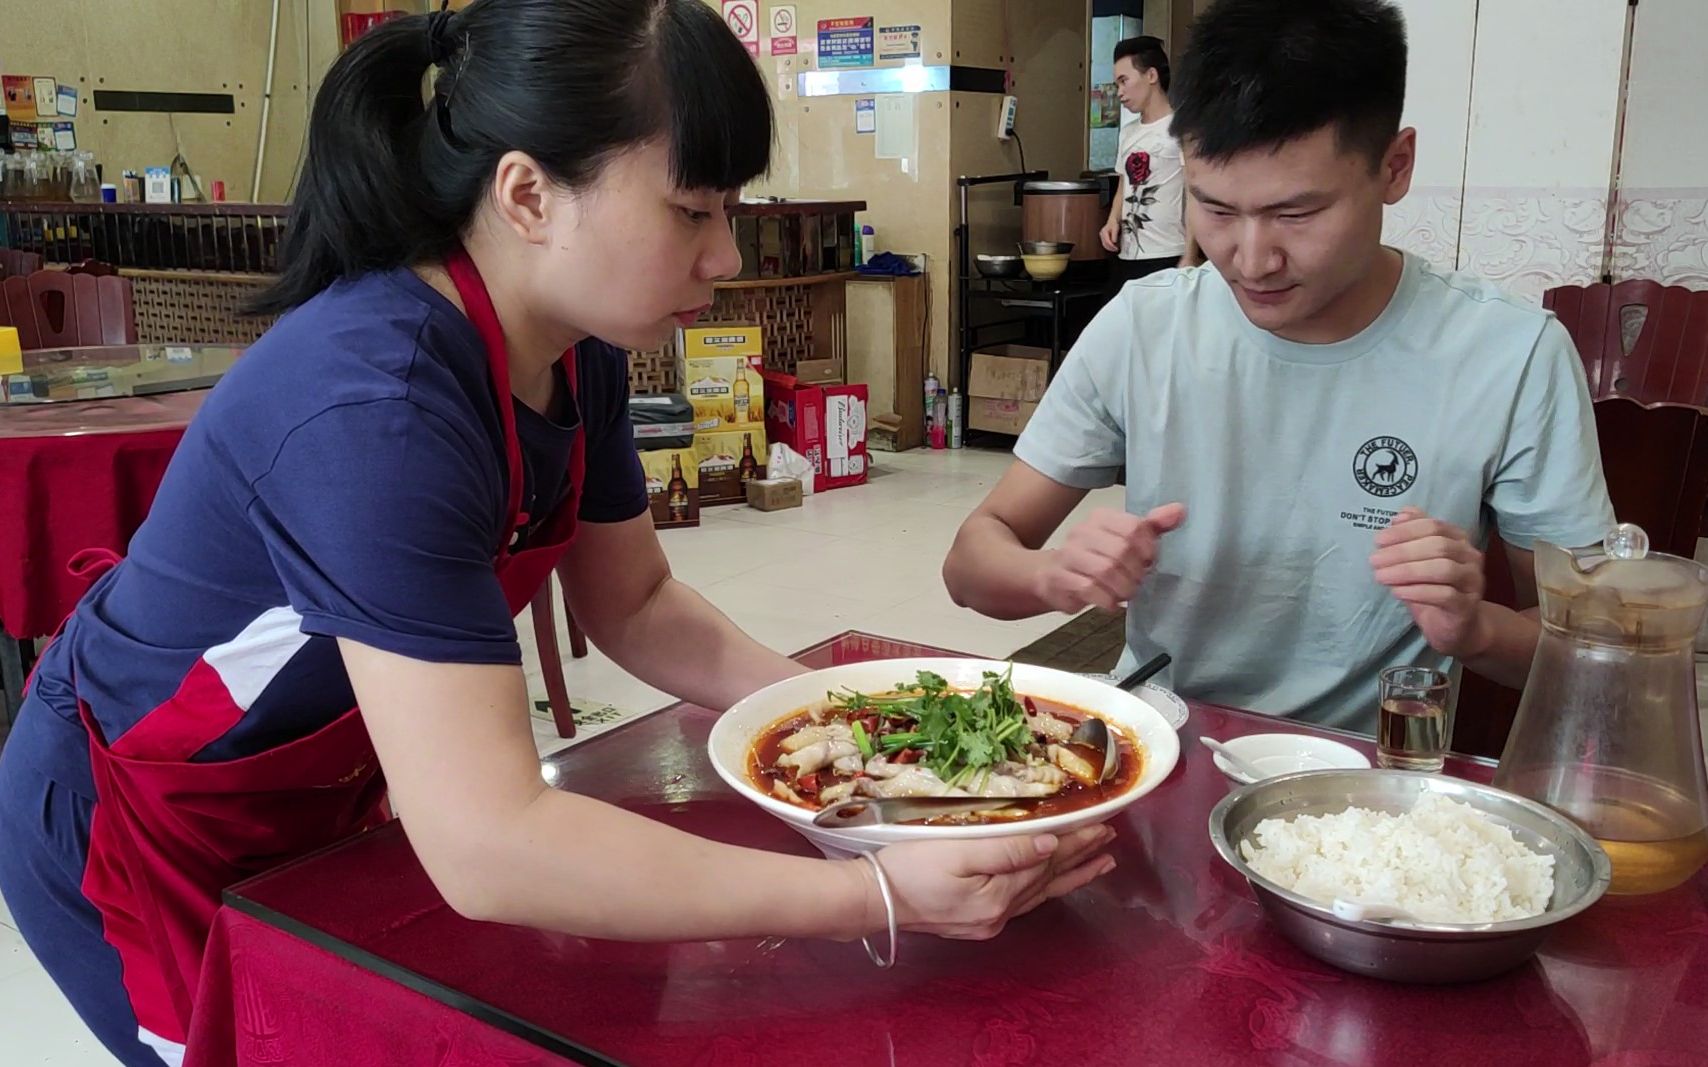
1077, 674, 1189, 731
1209, 733, 1371, 785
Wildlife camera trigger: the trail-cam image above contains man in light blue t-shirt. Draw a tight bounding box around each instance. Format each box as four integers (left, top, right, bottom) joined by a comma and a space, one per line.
943, 0, 1613, 733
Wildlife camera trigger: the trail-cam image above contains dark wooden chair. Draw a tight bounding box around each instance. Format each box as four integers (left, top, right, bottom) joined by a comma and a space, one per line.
530, 558, 591, 739
1455, 281, 1708, 758
0, 271, 137, 349
65, 259, 121, 278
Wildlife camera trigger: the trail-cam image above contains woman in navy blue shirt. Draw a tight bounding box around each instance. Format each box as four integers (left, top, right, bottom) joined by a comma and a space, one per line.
0, 2, 1113, 1062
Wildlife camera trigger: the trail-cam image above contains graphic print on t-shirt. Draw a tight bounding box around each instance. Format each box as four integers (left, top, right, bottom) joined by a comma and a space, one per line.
1353, 436, 1418, 497
1122, 150, 1160, 245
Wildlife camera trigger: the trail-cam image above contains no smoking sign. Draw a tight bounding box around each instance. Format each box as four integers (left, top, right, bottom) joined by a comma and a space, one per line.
722, 0, 759, 55
769, 4, 798, 57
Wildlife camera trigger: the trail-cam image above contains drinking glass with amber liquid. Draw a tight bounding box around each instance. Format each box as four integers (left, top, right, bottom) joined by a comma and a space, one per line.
1377, 666, 1451, 772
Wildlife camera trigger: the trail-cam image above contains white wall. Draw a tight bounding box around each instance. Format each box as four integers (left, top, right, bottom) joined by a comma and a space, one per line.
1611, 0, 1708, 287
1382, 0, 1477, 273
1457, 0, 1628, 300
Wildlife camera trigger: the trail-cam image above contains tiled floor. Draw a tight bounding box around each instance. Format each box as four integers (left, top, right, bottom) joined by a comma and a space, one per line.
517, 446, 1121, 754
2, 445, 1111, 1062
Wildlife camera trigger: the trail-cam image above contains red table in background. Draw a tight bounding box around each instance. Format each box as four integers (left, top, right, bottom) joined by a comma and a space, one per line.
186, 633, 1708, 1067
0, 355, 226, 640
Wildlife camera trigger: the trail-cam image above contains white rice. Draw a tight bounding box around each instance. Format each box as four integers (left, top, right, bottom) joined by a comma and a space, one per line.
1239, 794, 1556, 924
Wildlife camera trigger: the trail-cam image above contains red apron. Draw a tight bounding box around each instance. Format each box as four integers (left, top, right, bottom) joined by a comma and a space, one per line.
74, 247, 587, 1044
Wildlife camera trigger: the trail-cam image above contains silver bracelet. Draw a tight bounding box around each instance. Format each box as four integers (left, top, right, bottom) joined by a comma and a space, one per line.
859, 852, 898, 969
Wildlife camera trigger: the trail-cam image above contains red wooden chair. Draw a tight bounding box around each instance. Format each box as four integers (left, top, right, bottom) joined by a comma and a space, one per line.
1455, 281, 1708, 758
0, 271, 137, 349
0, 249, 43, 279
530, 558, 591, 739
1547, 280, 1708, 406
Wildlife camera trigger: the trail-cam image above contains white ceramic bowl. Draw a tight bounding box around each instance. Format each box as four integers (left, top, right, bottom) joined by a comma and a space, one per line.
709, 658, 1183, 855
1209, 732, 1371, 786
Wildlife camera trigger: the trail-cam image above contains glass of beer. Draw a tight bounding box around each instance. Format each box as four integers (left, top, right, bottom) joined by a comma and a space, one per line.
1377, 666, 1452, 772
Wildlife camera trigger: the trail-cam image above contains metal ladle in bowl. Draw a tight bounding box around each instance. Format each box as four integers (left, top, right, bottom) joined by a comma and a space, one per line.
1069, 652, 1173, 784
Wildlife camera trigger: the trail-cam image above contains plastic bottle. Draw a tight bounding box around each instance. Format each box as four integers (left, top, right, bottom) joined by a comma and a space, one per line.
948, 388, 963, 448
860, 224, 876, 262
923, 373, 940, 440
930, 389, 949, 449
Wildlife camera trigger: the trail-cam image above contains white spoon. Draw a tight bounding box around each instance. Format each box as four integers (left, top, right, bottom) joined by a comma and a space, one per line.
1199, 736, 1266, 781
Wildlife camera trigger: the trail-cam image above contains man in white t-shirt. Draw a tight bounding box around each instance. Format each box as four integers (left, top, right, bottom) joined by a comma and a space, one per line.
943, 0, 1613, 733
1099, 36, 1198, 291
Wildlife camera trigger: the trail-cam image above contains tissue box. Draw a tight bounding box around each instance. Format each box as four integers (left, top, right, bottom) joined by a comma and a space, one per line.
693, 426, 768, 507
637, 447, 699, 529
762, 371, 868, 492
746, 477, 802, 512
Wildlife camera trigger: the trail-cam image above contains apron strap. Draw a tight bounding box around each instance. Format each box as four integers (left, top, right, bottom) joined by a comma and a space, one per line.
443, 248, 528, 553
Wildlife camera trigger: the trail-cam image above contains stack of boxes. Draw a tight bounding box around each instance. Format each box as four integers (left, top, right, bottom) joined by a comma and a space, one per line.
630, 393, 700, 530
967, 344, 1052, 437
631, 321, 873, 527
679, 325, 769, 507
762, 368, 869, 494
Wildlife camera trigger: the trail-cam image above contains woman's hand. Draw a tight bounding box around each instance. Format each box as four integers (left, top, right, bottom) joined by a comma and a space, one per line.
864, 825, 1117, 940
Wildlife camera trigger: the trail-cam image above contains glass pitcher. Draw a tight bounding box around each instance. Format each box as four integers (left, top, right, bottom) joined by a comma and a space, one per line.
68, 152, 101, 203
1493, 529, 1708, 894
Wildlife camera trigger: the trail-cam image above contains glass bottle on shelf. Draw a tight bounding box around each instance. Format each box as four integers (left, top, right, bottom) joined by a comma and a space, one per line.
667, 454, 690, 521
738, 434, 760, 485
732, 365, 751, 423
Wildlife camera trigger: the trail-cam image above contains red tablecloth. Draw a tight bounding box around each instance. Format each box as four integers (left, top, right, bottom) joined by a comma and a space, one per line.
0, 392, 205, 637
185, 632, 1708, 1067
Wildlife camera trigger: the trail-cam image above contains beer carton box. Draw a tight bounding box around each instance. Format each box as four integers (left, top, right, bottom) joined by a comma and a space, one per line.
678, 324, 766, 429
693, 426, 768, 507
762, 370, 868, 492
637, 447, 700, 529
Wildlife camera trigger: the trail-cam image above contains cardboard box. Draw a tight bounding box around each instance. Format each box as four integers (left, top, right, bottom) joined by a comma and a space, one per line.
969, 345, 1051, 403
791, 358, 843, 386
968, 396, 1039, 437
681, 324, 764, 359
694, 426, 768, 506
763, 370, 869, 492
679, 325, 766, 430
637, 447, 700, 529
746, 476, 803, 512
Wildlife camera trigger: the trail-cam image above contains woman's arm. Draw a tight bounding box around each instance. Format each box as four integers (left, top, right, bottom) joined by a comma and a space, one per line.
342, 640, 1115, 939
558, 513, 802, 710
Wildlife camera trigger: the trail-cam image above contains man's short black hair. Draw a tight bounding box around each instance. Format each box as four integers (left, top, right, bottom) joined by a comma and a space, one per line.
1113, 35, 1170, 93
1170, 0, 1407, 169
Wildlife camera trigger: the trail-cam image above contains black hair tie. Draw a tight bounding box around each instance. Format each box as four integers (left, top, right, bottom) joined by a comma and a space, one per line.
425, 7, 459, 66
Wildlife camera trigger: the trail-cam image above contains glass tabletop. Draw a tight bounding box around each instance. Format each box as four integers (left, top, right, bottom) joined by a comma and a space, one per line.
2, 344, 244, 405
222, 630, 1708, 1066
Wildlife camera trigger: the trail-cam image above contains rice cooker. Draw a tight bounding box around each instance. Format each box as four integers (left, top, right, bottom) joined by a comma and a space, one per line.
1021, 177, 1115, 262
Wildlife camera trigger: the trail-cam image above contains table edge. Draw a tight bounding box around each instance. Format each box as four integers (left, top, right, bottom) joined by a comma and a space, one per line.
220, 890, 633, 1067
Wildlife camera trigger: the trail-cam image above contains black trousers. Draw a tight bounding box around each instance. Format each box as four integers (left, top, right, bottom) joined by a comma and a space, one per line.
1105, 255, 1182, 302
